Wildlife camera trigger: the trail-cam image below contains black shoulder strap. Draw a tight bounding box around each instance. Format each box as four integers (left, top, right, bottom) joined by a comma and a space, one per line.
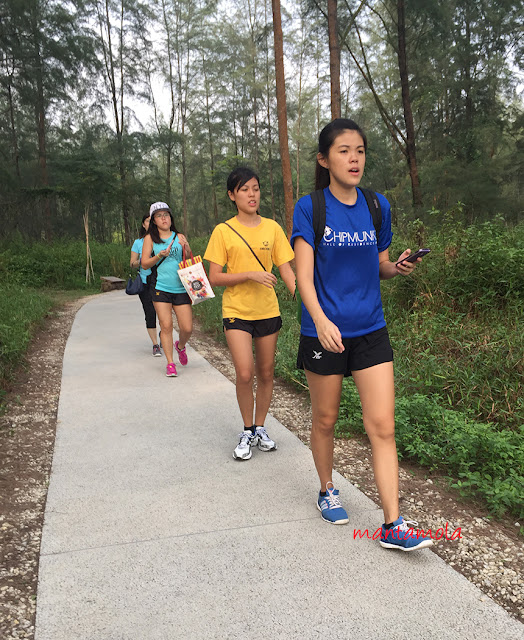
148, 256, 165, 287
359, 188, 382, 237
310, 189, 326, 259
222, 222, 267, 272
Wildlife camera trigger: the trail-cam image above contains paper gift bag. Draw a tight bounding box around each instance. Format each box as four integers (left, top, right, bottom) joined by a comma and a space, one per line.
177, 251, 215, 305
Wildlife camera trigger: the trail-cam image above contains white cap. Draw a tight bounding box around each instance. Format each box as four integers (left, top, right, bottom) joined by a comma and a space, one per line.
149, 202, 172, 217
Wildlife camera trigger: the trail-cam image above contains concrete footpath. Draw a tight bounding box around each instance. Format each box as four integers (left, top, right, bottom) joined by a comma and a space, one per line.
34, 291, 523, 640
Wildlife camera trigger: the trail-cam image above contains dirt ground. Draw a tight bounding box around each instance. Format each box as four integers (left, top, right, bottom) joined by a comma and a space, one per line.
0, 296, 522, 639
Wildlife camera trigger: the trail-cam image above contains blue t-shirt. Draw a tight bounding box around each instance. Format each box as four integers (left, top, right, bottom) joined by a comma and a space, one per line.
290, 187, 393, 338
131, 238, 152, 284
152, 232, 185, 294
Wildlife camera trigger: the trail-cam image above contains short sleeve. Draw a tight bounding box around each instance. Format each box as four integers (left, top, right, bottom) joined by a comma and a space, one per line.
271, 222, 294, 266
131, 239, 141, 253
376, 193, 393, 252
290, 195, 315, 249
204, 225, 227, 267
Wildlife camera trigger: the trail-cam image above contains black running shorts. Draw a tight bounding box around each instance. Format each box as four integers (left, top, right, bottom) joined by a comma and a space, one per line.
153, 290, 192, 305
223, 316, 282, 338
297, 326, 393, 377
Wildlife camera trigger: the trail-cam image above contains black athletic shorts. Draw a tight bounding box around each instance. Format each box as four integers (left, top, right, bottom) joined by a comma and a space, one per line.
297, 326, 393, 377
223, 316, 282, 338
153, 289, 192, 305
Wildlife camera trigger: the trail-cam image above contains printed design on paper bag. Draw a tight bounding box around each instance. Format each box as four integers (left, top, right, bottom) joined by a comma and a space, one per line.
188, 276, 208, 298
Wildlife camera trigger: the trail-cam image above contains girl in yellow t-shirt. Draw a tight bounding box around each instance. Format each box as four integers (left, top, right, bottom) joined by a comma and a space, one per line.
204, 167, 295, 461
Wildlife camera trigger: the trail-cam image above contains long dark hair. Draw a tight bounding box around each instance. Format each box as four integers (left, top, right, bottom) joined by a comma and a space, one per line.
226, 166, 260, 202
148, 210, 178, 244
139, 213, 149, 239
315, 118, 367, 190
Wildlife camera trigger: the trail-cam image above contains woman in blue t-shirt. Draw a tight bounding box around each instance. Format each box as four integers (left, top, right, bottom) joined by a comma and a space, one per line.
130, 214, 161, 357
141, 202, 192, 378
291, 118, 432, 551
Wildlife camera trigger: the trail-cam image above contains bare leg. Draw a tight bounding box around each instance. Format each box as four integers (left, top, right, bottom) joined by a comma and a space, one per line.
352, 362, 399, 524
305, 370, 344, 492
147, 328, 158, 345
253, 331, 279, 425
154, 302, 174, 364
225, 329, 255, 428
173, 303, 192, 349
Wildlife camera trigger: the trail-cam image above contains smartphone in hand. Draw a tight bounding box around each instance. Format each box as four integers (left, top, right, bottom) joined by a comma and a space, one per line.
396, 248, 430, 267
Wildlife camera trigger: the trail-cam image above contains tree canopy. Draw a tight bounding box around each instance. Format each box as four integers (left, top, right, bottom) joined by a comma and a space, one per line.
1, 0, 522, 242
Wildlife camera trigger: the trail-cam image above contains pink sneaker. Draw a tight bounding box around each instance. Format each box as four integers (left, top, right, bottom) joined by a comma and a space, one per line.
175, 340, 188, 366
166, 362, 177, 377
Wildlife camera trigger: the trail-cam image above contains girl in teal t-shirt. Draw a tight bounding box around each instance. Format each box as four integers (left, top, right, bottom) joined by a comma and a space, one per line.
141, 202, 193, 378
129, 214, 160, 356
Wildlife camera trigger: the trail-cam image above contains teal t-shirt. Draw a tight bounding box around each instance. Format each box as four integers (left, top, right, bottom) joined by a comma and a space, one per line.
152, 232, 185, 294
131, 238, 152, 284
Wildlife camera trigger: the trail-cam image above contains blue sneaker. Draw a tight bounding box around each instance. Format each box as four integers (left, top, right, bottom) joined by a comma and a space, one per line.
379, 516, 433, 551
317, 483, 349, 525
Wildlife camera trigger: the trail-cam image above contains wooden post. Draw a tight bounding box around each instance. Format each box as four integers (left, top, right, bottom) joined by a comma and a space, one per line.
83, 206, 95, 284
271, 0, 294, 238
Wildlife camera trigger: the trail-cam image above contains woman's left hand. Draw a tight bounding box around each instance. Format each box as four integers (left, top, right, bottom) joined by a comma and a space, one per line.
178, 233, 189, 248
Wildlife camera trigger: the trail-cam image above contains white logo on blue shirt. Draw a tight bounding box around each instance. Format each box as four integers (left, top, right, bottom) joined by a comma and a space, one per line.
323, 225, 376, 246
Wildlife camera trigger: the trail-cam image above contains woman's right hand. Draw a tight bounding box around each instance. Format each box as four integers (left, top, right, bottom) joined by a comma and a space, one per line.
314, 316, 345, 353
158, 240, 174, 258
249, 271, 277, 288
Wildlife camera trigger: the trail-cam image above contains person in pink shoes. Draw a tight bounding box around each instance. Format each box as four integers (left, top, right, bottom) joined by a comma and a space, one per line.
141, 202, 192, 377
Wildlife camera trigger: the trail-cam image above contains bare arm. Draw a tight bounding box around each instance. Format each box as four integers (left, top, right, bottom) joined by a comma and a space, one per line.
130, 251, 140, 269
379, 248, 420, 280
207, 261, 277, 289
141, 235, 170, 270
277, 261, 296, 295
294, 237, 344, 353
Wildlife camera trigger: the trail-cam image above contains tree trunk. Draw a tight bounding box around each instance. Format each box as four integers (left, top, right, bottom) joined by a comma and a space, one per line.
463, 12, 474, 163
161, 0, 176, 205
99, 0, 130, 244
296, 28, 304, 200
271, 0, 294, 237
397, 0, 422, 207
264, 0, 276, 219
203, 55, 218, 224
328, 0, 341, 119
248, 0, 260, 171
31, 13, 52, 240
5, 62, 21, 182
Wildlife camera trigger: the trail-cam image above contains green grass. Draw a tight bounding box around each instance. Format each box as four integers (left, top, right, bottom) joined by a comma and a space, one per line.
0, 283, 55, 391
0, 238, 130, 290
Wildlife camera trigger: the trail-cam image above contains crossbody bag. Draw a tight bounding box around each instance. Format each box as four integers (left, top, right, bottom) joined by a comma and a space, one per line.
221, 222, 267, 272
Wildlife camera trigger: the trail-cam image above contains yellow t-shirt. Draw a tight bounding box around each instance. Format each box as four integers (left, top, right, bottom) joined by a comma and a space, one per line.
204, 216, 294, 320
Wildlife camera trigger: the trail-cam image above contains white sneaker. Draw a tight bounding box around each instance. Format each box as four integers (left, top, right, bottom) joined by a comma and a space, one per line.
233, 431, 254, 460
254, 426, 277, 451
